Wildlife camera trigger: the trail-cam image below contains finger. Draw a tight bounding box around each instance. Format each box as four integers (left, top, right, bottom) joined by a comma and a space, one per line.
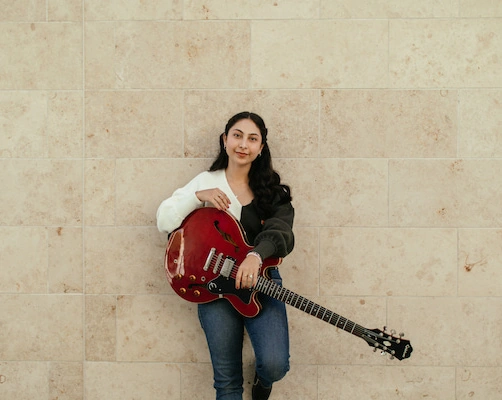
214, 193, 229, 210
235, 271, 243, 289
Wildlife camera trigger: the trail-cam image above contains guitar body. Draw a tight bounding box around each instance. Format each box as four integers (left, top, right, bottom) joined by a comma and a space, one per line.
164, 207, 413, 360
164, 207, 281, 318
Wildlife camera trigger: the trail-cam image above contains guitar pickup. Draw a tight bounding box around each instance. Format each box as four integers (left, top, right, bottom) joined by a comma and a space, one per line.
212, 253, 223, 274
220, 257, 235, 278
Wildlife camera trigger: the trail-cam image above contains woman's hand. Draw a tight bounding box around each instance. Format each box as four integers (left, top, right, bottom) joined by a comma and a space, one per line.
195, 188, 230, 210
235, 254, 261, 289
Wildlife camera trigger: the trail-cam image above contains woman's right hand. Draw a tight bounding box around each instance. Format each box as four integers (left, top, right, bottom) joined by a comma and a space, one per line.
195, 188, 230, 210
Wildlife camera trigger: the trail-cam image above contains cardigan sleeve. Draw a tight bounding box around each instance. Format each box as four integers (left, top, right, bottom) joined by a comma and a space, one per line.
252, 200, 295, 260
156, 174, 205, 234
156, 169, 243, 234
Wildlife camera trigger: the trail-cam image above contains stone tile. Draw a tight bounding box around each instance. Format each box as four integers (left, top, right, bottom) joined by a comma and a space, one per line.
117, 158, 210, 226
184, 90, 320, 158
85, 362, 181, 400
85, 0, 183, 20
47, 91, 83, 158
320, 90, 457, 158
0, 23, 82, 90
48, 226, 83, 293
0, 227, 47, 293
180, 363, 214, 399
0, 295, 83, 361
84, 227, 167, 294
460, 0, 502, 17
288, 296, 387, 365
458, 229, 502, 296
85, 21, 250, 89
390, 19, 502, 88
84, 23, 116, 89
0, 362, 49, 400
270, 365, 318, 400
48, 0, 82, 21
388, 297, 502, 366
84, 159, 115, 226
185, 0, 319, 19
85, 91, 183, 158
459, 90, 502, 157
321, 0, 457, 18
251, 20, 388, 88
49, 362, 83, 400
457, 367, 502, 399
0, 160, 83, 226
85, 295, 116, 361
279, 227, 319, 297
116, 295, 209, 363
320, 228, 457, 296
276, 159, 388, 227
0, 91, 82, 158
0, 1, 46, 21
389, 159, 502, 227
0, 91, 47, 157
319, 365, 455, 399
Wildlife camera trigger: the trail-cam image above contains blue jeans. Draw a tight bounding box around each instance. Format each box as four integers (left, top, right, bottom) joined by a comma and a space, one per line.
198, 268, 290, 400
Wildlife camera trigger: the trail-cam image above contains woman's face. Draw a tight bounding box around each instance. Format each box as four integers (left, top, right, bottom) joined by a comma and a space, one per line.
223, 118, 264, 167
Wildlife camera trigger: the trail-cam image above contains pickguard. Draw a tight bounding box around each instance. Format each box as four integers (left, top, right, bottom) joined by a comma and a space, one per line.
205, 275, 253, 304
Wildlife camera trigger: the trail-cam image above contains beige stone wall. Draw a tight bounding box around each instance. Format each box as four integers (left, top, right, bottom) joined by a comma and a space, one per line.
1, 1, 502, 399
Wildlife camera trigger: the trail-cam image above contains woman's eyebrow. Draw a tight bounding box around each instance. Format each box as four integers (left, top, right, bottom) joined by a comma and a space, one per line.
231, 128, 260, 136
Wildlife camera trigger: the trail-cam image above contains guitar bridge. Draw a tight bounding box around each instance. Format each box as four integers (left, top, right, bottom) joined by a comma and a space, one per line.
203, 248, 216, 271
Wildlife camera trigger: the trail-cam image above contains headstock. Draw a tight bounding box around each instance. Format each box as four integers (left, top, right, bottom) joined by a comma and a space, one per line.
362, 327, 413, 360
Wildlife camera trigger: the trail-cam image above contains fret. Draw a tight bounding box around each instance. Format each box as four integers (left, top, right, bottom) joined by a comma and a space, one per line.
299, 297, 307, 312
286, 290, 293, 304
314, 305, 321, 317
166, 207, 413, 362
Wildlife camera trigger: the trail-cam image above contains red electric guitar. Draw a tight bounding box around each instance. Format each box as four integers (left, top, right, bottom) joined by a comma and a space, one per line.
164, 207, 413, 361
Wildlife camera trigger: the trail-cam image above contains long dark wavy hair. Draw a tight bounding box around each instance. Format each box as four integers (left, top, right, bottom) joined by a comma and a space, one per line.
209, 111, 292, 218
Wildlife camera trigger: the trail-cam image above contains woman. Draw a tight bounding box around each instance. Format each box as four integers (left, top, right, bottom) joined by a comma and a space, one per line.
156, 111, 295, 400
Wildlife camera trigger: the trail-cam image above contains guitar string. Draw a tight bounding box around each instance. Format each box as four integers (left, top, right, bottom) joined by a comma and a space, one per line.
208, 255, 403, 353
215, 259, 368, 337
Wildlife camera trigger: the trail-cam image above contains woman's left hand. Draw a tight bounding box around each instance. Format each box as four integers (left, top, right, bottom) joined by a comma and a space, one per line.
235, 255, 261, 289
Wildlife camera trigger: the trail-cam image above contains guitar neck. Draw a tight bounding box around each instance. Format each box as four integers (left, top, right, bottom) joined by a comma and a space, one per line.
255, 276, 365, 338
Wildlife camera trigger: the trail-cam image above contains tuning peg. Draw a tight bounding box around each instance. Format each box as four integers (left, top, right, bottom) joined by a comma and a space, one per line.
389, 355, 395, 360
391, 329, 396, 335
399, 332, 405, 337
383, 326, 387, 332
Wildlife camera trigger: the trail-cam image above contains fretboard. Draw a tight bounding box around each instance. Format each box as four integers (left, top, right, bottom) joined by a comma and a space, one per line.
255, 276, 366, 338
